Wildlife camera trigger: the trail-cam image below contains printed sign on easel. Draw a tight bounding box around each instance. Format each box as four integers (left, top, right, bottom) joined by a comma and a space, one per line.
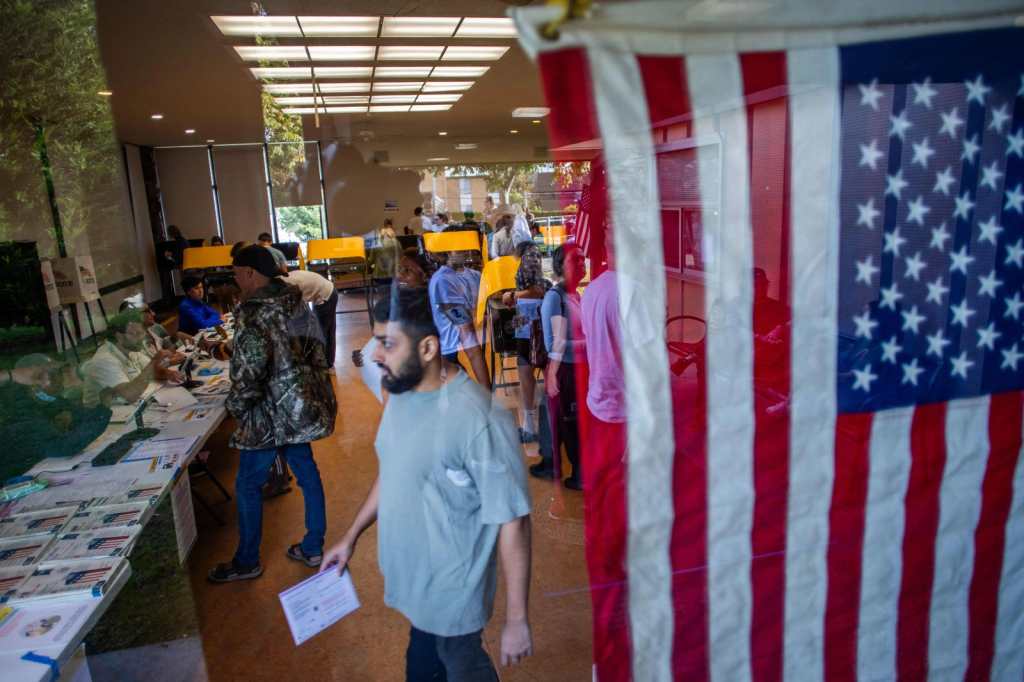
52, 255, 100, 304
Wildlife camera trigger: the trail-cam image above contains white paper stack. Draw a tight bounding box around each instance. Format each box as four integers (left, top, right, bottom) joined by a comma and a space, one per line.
0, 536, 54, 569
40, 527, 141, 562
6, 557, 129, 603
62, 502, 154, 533
0, 509, 75, 540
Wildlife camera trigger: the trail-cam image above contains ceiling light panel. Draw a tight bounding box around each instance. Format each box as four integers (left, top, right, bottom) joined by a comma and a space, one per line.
251, 67, 312, 80
512, 107, 550, 118
297, 16, 380, 37
416, 93, 462, 103
282, 108, 318, 115
372, 81, 424, 92
211, 16, 301, 37
370, 105, 411, 112
412, 105, 454, 112
380, 17, 460, 37
455, 18, 517, 38
430, 66, 489, 78
314, 66, 374, 78
236, 46, 308, 61
264, 83, 315, 94
373, 67, 433, 78
322, 95, 370, 104
307, 46, 377, 61
274, 96, 319, 106
441, 46, 509, 61
371, 95, 417, 104
421, 80, 473, 92
326, 106, 369, 113
377, 45, 445, 61
316, 82, 371, 93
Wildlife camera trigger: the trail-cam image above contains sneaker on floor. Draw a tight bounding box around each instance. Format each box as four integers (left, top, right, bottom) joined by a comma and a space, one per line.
563, 477, 583, 491
207, 560, 262, 584
261, 484, 291, 500
529, 462, 555, 480
286, 543, 323, 568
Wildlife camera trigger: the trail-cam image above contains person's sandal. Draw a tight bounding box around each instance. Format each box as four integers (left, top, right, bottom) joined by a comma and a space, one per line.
207, 560, 263, 583
286, 543, 323, 568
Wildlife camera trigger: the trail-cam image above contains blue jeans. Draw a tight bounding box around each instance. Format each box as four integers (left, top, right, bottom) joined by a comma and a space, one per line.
233, 443, 326, 568
405, 627, 498, 682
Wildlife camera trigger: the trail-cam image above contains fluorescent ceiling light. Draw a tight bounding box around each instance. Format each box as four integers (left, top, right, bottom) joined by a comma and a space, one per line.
317, 81, 372, 93
185, 129, 196, 134
264, 83, 315, 94
455, 18, 516, 38
512, 107, 550, 118
322, 95, 370, 104
427, 157, 450, 161
372, 81, 424, 92
314, 66, 373, 78
326, 106, 368, 113
234, 46, 308, 61
416, 93, 462, 103
454, 143, 478, 150
251, 67, 312, 79
274, 96, 319, 106
373, 67, 433, 78
308, 46, 376, 61
282, 107, 318, 115
380, 17, 460, 37
431, 66, 489, 78
97, 90, 113, 96
422, 81, 473, 92
211, 15, 301, 37
151, 113, 163, 119
297, 16, 380, 37
413, 105, 454, 112
377, 45, 445, 61
441, 46, 508, 61
371, 95, 417, 104
370, 105, 411, 112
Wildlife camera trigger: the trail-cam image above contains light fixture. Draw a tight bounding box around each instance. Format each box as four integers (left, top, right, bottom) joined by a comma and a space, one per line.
431, 66, 489, 78
281, 107, 318, 115
510, 129, 519, 134
372, 81, 424, 92
206, 138, 215, 143
455, 18, 517, 38
274, 96, 319, 106
97, 90, 113, 96
373, 66, 433, 78
377, 45, 445, 61
322, 95, 371, 104
211, 15, 302, 37
532, 119, 541, 124
371, 95, 417, 104
380, 17, 460, 38
454, 143, 478, 150
307, 45, 376, 61
413, 105, 454, 112
234, 46, 308, 61
438, 131, 448, 136
427, 157, 450, 162
185, 128, 196, 134
421, 81, 473, 92
441, 46, 508, 61
297, 16, 380, 37
512, 107, 550, 118
316, 81, 372, 93
416, 93, 462, 103
314, 66, 374, 78
265, 82, 371, 94
369, 105, 411, 113
151, 114, 164, 120
251, 67, 312, 80
325, 106, 369, 113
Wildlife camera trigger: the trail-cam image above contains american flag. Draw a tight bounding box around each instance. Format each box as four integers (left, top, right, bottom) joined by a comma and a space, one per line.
523, 11, 1024, 682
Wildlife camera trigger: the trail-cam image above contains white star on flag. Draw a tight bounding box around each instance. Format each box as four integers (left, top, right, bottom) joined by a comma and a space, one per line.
881, 336, 902, 364
889, 110, 913, 140
979, 161, 1005, 191
977, 216, 1003, 245
901, 358, 925, 386
978, 270, 1003, 297
1005, 291, 1024, 320
853, 310, 878, 339
965, 74, 991, 105
903, 252, 927, 281
859, 139, 885, 170
884, 226, 907, 256
859, 79, 883, 111
910, 137, 935, 169
857, 197, 881, 229
977, 322, 1002, 351
951, 298, 977, 327
1008, 129, 1024, 158
912, 77, 938, 108
1005, 238, 1024, 267
939, 107, 965, 138
933, 166, 956, 196
852, 364, 878, 392
901, 305, 926, 334
880, 282, 904, 310
950, 245, 975, 274
926, 330, 951, 357
950, 351, 975, 379
886, 169, 909, 200
953, 191, 975, 221
925, 276, 949, 304
961, 134, 981, 164
1002, 343, 1024, 371
930, 223, 952, 251
1005, 184, 1024, 213
989, 103, 1012, 134
855, 254, 880, 285
906, 195, 931, 225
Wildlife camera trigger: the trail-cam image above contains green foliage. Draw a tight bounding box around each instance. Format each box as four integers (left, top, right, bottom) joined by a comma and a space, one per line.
276, 205, 323, 241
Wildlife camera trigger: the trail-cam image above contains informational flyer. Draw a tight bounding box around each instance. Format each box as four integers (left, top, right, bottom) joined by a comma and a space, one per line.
170, 474, 197, 564
0, 600, 93, 653
278, 569, 360, 646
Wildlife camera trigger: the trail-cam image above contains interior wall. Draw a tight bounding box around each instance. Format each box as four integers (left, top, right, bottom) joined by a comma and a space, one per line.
213, 146, 270, 244
124, 144, 161, 302
155, 147, 216, 240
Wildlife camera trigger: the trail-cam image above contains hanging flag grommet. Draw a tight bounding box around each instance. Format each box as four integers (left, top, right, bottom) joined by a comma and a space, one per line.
542, 0, 593, 40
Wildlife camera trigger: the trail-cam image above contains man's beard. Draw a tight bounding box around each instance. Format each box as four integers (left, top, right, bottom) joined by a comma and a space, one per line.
379, 352, 425, 394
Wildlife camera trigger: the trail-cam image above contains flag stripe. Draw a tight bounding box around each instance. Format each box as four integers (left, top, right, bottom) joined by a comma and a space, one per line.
992, 395, 1024, 681
741, 50, 793, 682
687, 52, 756, 682
966, 391, 1023, 681
587, 45, 677, 682
537, 48, 600, 151
927, 396, 990, 679
858, 407, 914, 680
825, 412, 873, 681
897, 401, 947, 680
786, 44, 841, 682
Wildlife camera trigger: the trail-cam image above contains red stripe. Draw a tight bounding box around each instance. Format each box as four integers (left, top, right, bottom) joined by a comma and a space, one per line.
824, 412, 873, 681
538, 48, 601, 152
897, 402, 948, 680
966, 391, 1024, 681
740, 51, 793, 682
635, 54, 709, 681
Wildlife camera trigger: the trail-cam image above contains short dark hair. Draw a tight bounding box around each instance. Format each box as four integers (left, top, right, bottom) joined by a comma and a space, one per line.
257, 232, 273, 242
107, 310, 143, 338
230, 241, 248, 258
515, 240, 537, 259
372, 287, 438, 346
437, 213, 448, 222
210, 235, 224, 246
551, 244, 567, 278
414, 206, 423, 216
181, 275, 203, 292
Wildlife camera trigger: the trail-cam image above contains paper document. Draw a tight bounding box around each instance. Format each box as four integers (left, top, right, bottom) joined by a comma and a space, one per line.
278, 568, 360, 646
0, 600, 93, 653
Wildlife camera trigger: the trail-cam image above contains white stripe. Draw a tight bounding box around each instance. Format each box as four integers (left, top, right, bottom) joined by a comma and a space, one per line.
784, 46, 841, 682
858, 407, 914, 680
687, 53, 755, 682
584, 45, 676, 682
927, 396, 992, 679
993, 402, 1024, 681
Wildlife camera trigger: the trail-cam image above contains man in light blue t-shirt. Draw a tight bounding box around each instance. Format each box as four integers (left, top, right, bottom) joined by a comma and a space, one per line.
322, 288, 532, 680
427, 250, 490, 391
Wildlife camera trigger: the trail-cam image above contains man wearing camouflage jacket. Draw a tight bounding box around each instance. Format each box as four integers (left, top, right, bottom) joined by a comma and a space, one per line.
208, 245, 337, 583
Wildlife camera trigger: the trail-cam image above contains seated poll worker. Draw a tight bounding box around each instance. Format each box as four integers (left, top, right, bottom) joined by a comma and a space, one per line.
81, 310, 179, 407
322, 288, 532, 680
177, 275, 224, 336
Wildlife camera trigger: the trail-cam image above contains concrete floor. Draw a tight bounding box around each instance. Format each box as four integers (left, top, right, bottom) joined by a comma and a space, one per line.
184, 309, 594, 681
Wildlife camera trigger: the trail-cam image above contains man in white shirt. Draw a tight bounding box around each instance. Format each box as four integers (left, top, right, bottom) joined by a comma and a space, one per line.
82, 311, 171, 407
282, 269, 339, 368
407, 206, 433, 235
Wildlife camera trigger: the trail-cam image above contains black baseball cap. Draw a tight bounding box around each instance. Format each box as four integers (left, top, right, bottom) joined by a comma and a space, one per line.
232, 244, 287, 278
